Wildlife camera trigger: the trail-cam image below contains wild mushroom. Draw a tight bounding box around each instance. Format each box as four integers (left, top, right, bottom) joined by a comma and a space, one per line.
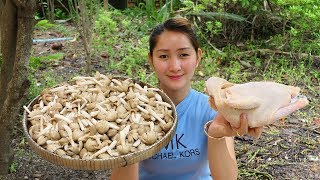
36, 135, 47, 146
25, 74, 175, 159
140, 122, 157, 145
84, 138, 99, 152
127, 129, 139, 143
59, 137, 69, 146
105, 109, 118, 122
46, 143, 61, 153
73, 129, 85, 141
145, 105, 166, 124
95, 120, 110, 134
90, 140, 117, 159
160, 121, 173, 132
59, 127, 79, 154
49, 128, 61, 140
116, 125, 131, 155
55, 149, 67, 156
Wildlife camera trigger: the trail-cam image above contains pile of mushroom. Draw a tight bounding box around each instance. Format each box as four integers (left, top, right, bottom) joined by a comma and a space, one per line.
24, 72, 175, 160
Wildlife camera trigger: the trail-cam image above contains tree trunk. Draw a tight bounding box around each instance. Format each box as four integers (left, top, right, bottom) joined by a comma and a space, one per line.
0, 0, 4, 14
0, 0, 17, 109
0, 0, 36, 174
0, 0, 5, 50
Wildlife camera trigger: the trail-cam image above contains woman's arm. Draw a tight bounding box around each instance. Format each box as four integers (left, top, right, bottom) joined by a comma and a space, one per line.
206, 113, 263, 180
206, 113, 238, 180
208, 137, 238, 180
109, 163, 139, 180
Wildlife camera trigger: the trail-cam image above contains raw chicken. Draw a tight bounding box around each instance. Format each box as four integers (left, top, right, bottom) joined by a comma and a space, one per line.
205, 77, 309, 128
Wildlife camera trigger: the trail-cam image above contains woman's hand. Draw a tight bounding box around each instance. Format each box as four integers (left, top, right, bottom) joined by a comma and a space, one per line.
207, 113, 263, 139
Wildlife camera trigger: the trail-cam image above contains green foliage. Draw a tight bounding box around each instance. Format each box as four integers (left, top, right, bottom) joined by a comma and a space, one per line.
175, 0, 320, 55
54, 8, 68, 19
28, 70, 62, 100
276, 0, 320, 35
35, 20, 56, 30
138, 0, 183, 23
28, 52, 64, 100
34, 12, 42, 20
29, 53, 64, 69
9, 162, 17, 173
90, 4, 319, 94
94, 9, 154, 81
95, 10, 119, 34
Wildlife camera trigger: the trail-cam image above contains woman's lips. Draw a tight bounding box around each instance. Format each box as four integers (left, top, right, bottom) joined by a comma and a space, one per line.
168, 75, 182, 80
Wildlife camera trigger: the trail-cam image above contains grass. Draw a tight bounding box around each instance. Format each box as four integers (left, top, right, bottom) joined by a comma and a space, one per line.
34, 20, 56, 30
28, 70, 63, 101
29, 53, 64, 69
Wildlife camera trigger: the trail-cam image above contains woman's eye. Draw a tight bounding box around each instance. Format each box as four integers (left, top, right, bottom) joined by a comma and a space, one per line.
180, 53, 189, 57
159, 55, 168, 59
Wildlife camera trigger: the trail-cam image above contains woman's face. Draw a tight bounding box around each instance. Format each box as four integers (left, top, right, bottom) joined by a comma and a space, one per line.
149, 30, 202, 93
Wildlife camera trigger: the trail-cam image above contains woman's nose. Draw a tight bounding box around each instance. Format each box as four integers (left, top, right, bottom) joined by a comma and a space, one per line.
168, 57, 181, 72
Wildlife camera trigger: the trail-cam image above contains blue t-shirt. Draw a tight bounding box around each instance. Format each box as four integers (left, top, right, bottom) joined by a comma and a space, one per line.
139, 89, 217, 180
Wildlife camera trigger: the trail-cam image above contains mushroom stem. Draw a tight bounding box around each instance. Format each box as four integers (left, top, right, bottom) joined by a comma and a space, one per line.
77, 102, 81, 114
90, 118, 97, 125
117, 92, 126, 98
137, 105, 149, 114
155, 101, 172, 108
92, 78, 104, 87
77, 95, 88, 109
90, 140, 117, 159
132, 139, 141, 147
135, 93, 149, 103
134, 83, 147, 93
111, 79, 123, 86
34, 124, 53, 139
80, 110, 91, 119
120, 125, 131, 146
119, 97, 128, 106
154, 93, 163, 101
50, 86, 65, 93
146, 106, 166, 124
54, 114, 72, 124
105, 121, 120, 130
63, 125, 76, 147
131, 113, 141, 123
96, 104, 109, 114
78, 119, 85, 131
40, 106, 50, 113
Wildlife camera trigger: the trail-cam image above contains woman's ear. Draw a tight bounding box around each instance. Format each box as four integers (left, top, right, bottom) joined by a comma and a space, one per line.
148, 53, 154, 67
196, 48, 202, 67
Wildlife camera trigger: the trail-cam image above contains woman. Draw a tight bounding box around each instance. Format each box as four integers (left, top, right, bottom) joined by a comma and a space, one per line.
110, 17, 263, 180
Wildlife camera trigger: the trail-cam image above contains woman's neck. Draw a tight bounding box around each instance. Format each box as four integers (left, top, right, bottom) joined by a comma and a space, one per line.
160, 85, 191, 106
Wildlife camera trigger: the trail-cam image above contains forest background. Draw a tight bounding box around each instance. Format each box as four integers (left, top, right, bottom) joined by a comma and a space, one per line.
0, 0, 319, 179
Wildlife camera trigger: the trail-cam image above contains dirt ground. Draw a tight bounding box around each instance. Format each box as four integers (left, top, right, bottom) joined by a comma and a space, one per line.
1, 23, 319, 180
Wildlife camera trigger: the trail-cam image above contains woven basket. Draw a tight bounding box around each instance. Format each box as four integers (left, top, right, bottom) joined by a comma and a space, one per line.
22, 76, 177, 170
